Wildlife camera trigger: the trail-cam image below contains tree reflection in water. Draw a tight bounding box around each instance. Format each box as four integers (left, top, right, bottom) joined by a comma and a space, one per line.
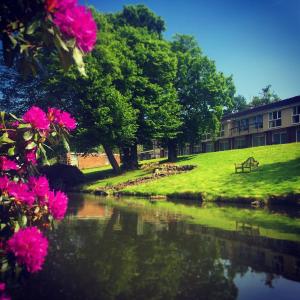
10, 196, 300, 300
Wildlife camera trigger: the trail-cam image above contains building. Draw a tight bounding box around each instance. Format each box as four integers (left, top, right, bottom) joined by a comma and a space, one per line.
201, 95, 300, 152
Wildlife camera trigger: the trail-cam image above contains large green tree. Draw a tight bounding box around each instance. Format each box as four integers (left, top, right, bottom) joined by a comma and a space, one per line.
170, 34, 235, 160
111, 9, 182, 169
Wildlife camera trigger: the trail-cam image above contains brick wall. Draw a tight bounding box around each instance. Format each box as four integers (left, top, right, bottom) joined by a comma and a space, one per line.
66, 153, 120, 170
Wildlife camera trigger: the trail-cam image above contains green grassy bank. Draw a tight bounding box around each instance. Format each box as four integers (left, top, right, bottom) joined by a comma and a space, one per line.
81, 143, 300, 202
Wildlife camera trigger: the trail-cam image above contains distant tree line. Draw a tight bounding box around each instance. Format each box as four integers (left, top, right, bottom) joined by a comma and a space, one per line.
0, 5, 279, 173
227, 84, 280, 114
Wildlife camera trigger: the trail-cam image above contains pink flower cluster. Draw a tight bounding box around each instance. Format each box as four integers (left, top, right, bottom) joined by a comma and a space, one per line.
29, 176, 69, 221
0, 157, 19, 171
48, 108, 76, 130
23, 106, 50, 130
7, 227, 48, 273
0, 175, 68, 219
22, 106, 76, 131
52, 0, 97, 53
0, 282, 10, 300
47, 191, 68, 220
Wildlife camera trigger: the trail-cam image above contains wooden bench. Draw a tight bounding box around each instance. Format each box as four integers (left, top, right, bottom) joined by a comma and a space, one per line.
235, 157, 259, 173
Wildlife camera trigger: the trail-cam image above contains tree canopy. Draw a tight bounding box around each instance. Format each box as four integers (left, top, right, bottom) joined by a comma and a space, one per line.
0, 4, 240, 169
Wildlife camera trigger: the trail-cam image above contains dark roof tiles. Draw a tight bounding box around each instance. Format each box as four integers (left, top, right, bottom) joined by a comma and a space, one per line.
223, 95, 300, 120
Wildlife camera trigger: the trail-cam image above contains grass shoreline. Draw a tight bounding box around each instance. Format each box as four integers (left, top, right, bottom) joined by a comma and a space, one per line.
77, 143, 300, 205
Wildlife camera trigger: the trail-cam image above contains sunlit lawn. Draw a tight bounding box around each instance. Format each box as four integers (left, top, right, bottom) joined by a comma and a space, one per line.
81, 143, 300, 201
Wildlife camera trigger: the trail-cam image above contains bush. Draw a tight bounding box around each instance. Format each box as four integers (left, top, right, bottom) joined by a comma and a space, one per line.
40, 163, 85, 191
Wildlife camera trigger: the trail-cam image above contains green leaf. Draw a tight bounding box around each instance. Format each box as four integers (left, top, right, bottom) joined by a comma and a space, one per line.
7, 146, 15, 156
9, 113, 19, 120
73, 47, 86, 76
55, 33, 69, 52
8, 34, 17, 48
18, 123, 31, 129
20, 44, 30, 54
0, 132, 14, 144
21, 215, 27, 227
25, 141, 36, 150
14, 222, 20, 232
0, 111, 5, 123
62, 135, 70, 152
0, 261, 8, 273
23, 131, 33, 141
38, 144, 49, 165
26, 21, 39, 35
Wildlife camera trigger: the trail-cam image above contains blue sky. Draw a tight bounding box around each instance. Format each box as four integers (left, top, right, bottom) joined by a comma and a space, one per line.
83, 0, 300, 101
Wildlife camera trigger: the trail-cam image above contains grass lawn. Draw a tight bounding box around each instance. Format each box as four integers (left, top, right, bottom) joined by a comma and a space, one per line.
81, 143, 300, 201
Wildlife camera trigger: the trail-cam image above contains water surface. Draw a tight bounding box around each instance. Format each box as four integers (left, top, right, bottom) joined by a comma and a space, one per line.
11, 194, 300, 300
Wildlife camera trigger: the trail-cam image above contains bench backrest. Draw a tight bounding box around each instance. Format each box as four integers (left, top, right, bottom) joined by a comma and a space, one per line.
242, 157, 258, 167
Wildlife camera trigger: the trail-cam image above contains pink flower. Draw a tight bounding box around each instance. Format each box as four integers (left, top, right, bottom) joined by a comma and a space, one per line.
0, 156, 18, 171
48, 191, 68, 220
25, 150, 37, 165
23, 106, 50, 130
7, 182, 35, 206
48, 108, 76, 130
54, 5, 97, 52
0, 176, 10, 191
0, 283, 5, 292
7, 227, 48, 273
11, 121, 20, 127
28, 176, 50, 198
57, 0, 77, 11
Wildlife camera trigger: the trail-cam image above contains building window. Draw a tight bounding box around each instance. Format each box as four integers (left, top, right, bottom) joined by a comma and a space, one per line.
239, 118, 249, 131
219, 124, 225, 137
251, 115, 263, 129
269, 110, 281, 128
219, 139, 229, 151
297, 129, 300, 142
272, 131, 287, 144
206, 142, 214, 152
252, 134, 266, 147
234, 137, 247, 149
292, 106, 300, 124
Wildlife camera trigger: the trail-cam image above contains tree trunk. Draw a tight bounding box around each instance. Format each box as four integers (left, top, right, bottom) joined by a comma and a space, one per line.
167, 139, 177, 162
103, 144, 121, 174
129, 143, 139, 170
121, 145, 139, 170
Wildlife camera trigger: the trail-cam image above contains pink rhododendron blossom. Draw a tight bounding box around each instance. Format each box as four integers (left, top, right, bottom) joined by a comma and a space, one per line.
0, 156, 18, 171
25, 150, 37, 165
0, 176, 10, 191
0, 283, 5, 292
54, 5, 97, 52
48, 191, 68, 220
28, 176, 50, 198
48, 108, 76, 130
11, 121, 20, 127
57, 0, 77, 11
7, 182, 35, 206
7, 227, 48, 273
23, 106, 50, 130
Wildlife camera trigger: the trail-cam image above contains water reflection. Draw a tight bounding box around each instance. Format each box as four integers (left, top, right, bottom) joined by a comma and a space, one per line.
10, 194, 300, 300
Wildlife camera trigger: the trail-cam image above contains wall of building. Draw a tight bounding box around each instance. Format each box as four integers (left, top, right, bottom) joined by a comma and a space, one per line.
66, 153, 120, 170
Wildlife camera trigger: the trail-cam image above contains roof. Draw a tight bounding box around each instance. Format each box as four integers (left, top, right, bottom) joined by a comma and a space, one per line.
223, 95, 300, 120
